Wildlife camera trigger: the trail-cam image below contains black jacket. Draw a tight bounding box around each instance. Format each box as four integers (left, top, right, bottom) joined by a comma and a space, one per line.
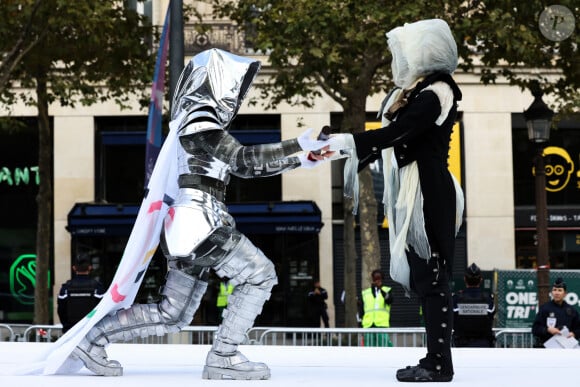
353, 72, 462, 260
57, 274, 104, 333
452, 287, 495, 346
532, 299, 580, 345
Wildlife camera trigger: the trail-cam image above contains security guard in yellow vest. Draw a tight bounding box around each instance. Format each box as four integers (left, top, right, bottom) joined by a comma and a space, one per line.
217, 279, 234, 323
360, 269, 393, 346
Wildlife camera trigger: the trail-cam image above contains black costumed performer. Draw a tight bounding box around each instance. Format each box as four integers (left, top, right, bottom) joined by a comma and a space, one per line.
321, 19, 464, 382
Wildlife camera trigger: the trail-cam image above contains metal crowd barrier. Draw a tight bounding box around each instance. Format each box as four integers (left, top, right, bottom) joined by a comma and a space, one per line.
14, 324, 219, 345
0, 324, 15, 342
22, 324, 64, 342
249, 327, 426, 347
1, 324, 538, 348
493, 328, 536, 348
130, 326, 219, 345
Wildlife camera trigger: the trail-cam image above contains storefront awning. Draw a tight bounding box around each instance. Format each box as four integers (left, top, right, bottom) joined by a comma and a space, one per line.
67, 201, 323, 236
228, 201, 323, 234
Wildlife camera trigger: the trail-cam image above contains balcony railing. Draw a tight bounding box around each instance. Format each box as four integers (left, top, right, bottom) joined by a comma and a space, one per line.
184, 22, 250, 56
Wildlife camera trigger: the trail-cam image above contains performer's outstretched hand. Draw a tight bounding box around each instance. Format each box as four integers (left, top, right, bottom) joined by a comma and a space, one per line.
327, 133, 354, 152
298, 146, 343, 169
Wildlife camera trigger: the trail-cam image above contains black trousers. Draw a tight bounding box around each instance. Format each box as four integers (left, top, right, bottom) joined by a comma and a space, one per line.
407, 249, 454, 376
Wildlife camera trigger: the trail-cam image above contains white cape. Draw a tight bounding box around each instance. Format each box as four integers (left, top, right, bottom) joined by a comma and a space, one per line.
16, 118, 180, 376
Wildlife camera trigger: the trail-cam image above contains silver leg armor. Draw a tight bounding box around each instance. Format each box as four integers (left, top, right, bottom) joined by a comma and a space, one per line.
71, 269, 207, 376
202, 234, 277, 380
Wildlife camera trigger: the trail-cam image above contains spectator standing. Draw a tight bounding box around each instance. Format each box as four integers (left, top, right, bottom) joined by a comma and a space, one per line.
360, 269, 393, 346
308, 280, 330, 328
452, 263, 495, 347
532, 277, 580, 347
216, 278, 234, 323
57, 255, 105, 333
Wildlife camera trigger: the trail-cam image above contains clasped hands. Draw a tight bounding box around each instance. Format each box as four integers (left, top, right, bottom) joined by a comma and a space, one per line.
297, 128, 349, 169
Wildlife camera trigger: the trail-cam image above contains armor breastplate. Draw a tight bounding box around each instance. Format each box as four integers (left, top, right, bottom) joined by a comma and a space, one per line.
177, 142, 231, 183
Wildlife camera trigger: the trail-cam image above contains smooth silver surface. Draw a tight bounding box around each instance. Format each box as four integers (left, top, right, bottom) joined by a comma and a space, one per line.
170, 48, 260, 127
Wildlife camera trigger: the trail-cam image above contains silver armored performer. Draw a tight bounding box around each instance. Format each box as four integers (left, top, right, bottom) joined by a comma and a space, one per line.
70, 49, 329, 379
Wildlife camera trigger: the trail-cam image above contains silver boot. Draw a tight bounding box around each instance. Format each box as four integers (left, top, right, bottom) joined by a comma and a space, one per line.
70, 337, 123, 376
202, 281, 274, 380
202, 350, 270, 380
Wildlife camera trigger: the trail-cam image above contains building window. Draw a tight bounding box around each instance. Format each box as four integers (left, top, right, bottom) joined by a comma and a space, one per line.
95, 116, 148, 204
512, 114, 580, 206
512, 113, 580, 269
95, 115, 282, 204
0, 117, 42, 323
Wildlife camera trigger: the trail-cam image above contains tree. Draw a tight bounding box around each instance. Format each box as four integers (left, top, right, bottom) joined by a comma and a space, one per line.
0, 0, 45, 96
211, 0, 578, 326
0, 1, 157, 324
449, 1, 579, 115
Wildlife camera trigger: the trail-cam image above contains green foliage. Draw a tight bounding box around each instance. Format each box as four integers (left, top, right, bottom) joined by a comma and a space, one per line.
451, 1, 579, 114
213, 0, 435, 108
211, 0, 578, 114
0, 0, 157, 109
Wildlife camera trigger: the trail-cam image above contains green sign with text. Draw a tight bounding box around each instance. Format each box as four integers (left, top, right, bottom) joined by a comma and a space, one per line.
496, 270, 580, 328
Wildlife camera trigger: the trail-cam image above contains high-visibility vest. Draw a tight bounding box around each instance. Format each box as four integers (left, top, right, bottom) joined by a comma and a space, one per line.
361, 285, 391, 328
217, 282, 234, 307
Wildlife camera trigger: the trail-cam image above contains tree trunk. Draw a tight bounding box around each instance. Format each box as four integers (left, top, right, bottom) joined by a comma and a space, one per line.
343, 197, 358, 327
358, 166, 380, 287
34, 74, 52, 324
340, 95, 381, 326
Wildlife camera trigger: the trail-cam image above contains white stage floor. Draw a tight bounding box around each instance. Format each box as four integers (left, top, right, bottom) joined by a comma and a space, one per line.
1, 342, 578, 386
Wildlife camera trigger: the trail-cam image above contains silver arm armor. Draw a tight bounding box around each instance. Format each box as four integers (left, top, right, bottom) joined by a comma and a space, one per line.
185, 130, 302, 179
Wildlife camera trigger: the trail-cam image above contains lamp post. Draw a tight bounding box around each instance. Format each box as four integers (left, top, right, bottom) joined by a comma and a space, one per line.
523, 83, 554, 306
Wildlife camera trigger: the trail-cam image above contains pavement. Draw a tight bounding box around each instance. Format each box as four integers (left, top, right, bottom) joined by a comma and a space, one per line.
1, 341, 578, 386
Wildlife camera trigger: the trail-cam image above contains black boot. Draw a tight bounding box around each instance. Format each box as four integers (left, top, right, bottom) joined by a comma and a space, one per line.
396, 364, 453, 382
399, 251, 454, 382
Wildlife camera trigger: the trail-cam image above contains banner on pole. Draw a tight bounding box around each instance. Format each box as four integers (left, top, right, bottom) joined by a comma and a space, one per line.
145, 5, 171, 187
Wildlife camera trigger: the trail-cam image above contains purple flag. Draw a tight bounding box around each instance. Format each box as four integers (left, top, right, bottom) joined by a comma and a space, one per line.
145, 5, 170, 187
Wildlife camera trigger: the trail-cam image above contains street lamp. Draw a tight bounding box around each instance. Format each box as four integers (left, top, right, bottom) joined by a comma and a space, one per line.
523, 82, 554, 306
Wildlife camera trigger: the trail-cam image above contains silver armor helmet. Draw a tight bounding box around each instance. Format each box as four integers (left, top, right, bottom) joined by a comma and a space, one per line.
170, 48, 261, 134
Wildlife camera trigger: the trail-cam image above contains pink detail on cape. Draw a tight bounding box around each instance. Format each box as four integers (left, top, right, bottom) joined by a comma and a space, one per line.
148, 200, 163, 213
110, 283, 126, 303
